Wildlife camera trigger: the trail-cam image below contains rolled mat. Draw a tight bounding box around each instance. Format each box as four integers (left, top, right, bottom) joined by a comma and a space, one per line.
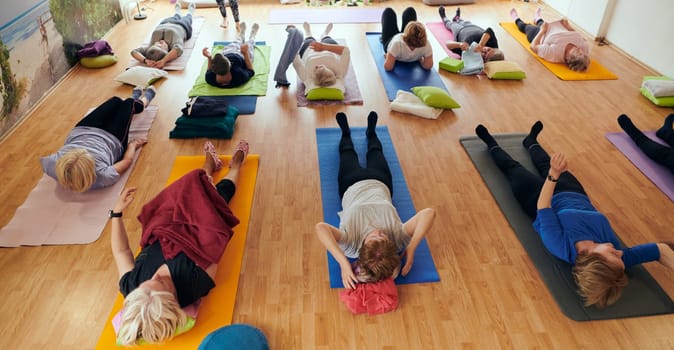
95, 154, 259, 349
460, 133, 674, 321
316, 126, 440, 288
366, 32, 449, 101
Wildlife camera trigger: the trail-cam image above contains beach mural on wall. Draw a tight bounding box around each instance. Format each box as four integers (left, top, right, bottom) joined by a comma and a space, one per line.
0, 0, 121, 140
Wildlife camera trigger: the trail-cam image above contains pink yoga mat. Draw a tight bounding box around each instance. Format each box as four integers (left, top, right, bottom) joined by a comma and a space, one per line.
426, 22, 461, 59
606, 131, 674, 202
268, 7, 383, 24
0, 106, 158, 247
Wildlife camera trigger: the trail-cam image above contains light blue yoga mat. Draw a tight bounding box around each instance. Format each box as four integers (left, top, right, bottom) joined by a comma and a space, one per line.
316, 126, 440, 288
366, 32, 448, 101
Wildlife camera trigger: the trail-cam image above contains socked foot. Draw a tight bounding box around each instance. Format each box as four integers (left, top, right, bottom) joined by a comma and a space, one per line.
476, 124, 498, 149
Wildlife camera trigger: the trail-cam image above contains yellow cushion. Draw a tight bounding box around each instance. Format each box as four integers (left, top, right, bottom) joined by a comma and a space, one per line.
483, 61, 526, 80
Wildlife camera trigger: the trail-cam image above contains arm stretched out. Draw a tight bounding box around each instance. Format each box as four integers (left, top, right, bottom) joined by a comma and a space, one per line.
111, 187, 137, 279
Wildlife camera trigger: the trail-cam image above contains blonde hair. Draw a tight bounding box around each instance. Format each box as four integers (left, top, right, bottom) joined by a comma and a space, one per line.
117, 288, 188, 346
402, 21, 427, 50
55, 148, 96, 192
566, 52, 589, 72
313, 66, 337, 87
356, 238, 401, 282
573, 253, 628, 308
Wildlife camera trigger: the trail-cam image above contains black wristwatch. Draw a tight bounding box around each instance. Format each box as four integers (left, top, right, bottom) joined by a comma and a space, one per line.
143, 58, 147, 64
547, 175, 558, 182
109, 210, 123, 218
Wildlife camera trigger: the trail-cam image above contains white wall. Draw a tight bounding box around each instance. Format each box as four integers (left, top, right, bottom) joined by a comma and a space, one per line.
543, 0, 674, 78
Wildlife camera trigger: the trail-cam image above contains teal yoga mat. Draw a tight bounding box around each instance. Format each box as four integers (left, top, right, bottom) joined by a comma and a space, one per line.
460, 133, 674, 321
316, 126, 440, 288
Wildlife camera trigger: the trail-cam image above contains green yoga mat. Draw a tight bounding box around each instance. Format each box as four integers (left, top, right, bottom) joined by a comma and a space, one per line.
460, 133, 674, 321
188, 43, 270, 97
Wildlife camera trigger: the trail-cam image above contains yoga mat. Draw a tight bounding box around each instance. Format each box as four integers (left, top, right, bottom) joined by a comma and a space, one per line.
366, 32, 449, 101
426, 22, 461, 59
96, 153, 259, 349
216, 95, 257, 115
500, 22, 617, 81
460, 133, 674, 321
606, 131, 674, 202
0, 106, 158, 247
188, 42, 270, 97
316, 127, 440, 288
129, 16, 205, 71
268, 7, 383, 24
296, 39, 363, 107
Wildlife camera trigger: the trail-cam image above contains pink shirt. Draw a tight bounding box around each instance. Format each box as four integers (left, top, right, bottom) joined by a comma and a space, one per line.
535, 20, 588, 63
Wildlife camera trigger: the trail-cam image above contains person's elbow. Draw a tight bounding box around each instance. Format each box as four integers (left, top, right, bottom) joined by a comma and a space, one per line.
422, 207, 436, 222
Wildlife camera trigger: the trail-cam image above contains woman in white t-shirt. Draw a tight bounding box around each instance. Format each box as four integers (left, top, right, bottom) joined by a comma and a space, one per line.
380, 7, 434, 71
315, 111, 436, 289
511, 8, 589, 72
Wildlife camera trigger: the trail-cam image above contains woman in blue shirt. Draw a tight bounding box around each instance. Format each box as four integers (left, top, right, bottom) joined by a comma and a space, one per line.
475, 121, 674, 308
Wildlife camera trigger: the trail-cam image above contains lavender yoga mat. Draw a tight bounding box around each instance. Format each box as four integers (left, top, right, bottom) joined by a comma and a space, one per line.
296, 39, 363, 107
268, 7, 383, 24
426, 22, 461, 59
606, 131, 674, 201
0, 106, 158, 247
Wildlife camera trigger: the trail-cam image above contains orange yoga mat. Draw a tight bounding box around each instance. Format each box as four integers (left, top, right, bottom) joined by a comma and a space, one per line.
500, 22, 617, 81
96, 154, 259, 349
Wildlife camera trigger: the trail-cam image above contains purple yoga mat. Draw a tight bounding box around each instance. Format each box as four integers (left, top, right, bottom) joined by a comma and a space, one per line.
268, 7, 383, 24
606, 131, 674, 201
426, 22, 461, 59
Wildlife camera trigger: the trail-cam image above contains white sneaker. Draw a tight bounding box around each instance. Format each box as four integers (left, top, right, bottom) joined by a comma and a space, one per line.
250, 23, 259, 41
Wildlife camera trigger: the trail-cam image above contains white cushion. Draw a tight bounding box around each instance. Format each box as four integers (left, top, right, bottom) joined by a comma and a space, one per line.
114, 66, 168, 87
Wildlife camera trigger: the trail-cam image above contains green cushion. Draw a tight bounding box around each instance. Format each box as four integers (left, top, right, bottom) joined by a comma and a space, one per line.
117, 316, 196, 346
641, 76, 674, 107
438, 57, 464, 73
306, 87, 345, 101
80, 55, 118, 69
483, 61, 526, 80
411, 86, 460, 109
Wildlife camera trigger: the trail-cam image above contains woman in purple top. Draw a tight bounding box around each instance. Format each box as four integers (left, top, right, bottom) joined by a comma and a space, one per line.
510, 8, 590, 72
475, 121, 674, 308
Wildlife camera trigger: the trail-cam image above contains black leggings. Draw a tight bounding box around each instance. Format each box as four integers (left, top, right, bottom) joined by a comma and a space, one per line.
380, 6, 417, 52
216, 0, 240, 22
216, 179, 236, 203
489, 144, 586, 219
299, 36, 338, 58
515, 18, 544, 43
338, 131, 393, 199
624, 127, 674, 174
76, 96, 144, 148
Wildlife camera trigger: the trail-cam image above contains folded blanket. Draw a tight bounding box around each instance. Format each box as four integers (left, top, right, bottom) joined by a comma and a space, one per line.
390, 90, 442, 119
182, 96, 231, 118
460, 42, 484, 75
139, 170, 239, 268
338, 278, 398, 315
169, 106, 239, 139
643, 79, 674, 98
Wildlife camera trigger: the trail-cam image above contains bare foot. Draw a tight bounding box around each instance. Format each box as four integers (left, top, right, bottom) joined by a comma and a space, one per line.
221, 19, 229, 28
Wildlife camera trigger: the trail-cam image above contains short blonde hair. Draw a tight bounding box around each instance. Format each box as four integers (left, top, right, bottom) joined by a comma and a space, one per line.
313, 66, 337, 87
117, 288, 188, 346
356, 238, 401, 282
573, 253, 628, 308
55, 148, 96, 192
402, 21, 427, 50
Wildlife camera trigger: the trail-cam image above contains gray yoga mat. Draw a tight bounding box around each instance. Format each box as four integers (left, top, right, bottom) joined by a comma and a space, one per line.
460, 133, 674, 321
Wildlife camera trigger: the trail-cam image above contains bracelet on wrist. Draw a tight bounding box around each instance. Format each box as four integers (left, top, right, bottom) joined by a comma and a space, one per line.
547, 174, 558, 182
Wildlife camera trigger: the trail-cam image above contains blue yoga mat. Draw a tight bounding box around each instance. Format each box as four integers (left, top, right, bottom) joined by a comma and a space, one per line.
316, 126, 440, 288
366, 32, 448, 101
217, 96, 257, 115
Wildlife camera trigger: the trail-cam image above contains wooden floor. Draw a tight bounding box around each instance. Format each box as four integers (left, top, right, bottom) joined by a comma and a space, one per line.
1, 0, 673, 349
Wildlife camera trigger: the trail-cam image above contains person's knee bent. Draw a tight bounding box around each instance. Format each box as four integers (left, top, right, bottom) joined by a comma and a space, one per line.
216, 179, 236, 203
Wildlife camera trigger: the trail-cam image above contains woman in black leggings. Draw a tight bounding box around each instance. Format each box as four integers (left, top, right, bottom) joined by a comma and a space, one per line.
315, 112, 435, 289
618, 114, 674, 173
